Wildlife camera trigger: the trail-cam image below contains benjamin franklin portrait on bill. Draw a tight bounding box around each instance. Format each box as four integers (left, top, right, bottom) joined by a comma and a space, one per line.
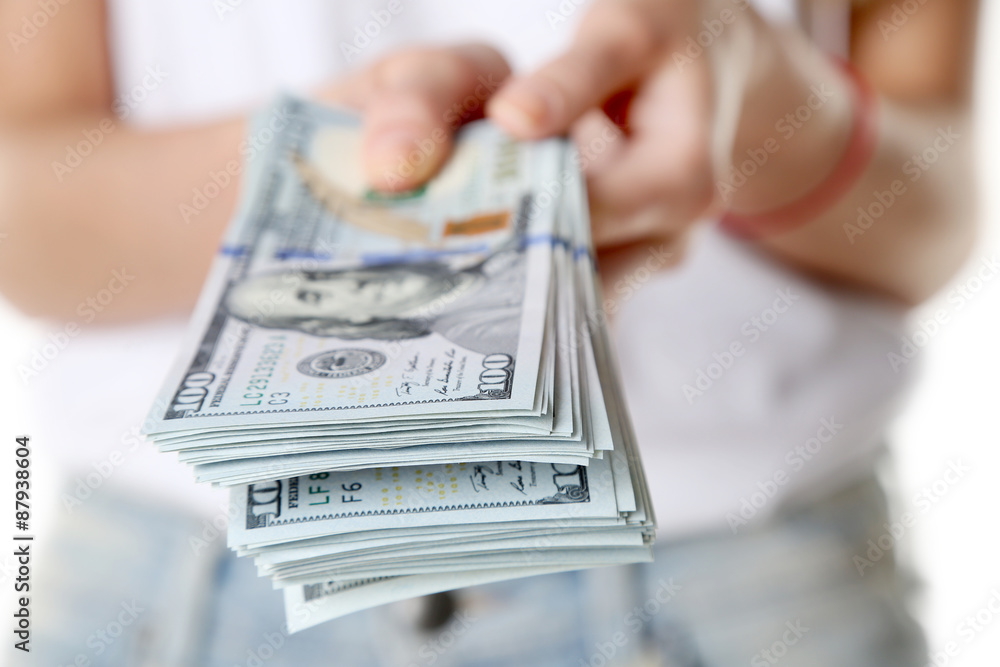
224, 247, 527, 357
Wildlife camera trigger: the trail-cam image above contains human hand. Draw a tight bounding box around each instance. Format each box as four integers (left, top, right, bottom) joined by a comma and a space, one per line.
485, 0, 852, 259
326, 2, 851, 281
317, 44, 512, 192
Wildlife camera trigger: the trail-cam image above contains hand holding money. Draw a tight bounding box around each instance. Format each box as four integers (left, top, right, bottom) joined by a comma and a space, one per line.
143, 94, 655, 632
317, 43, 513, 192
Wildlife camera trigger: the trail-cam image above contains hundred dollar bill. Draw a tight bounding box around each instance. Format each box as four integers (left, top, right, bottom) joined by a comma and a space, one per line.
144, 97, 565, 436
283, 567, 570, 633
137, 96, 657, 631
228, 457, 621, 549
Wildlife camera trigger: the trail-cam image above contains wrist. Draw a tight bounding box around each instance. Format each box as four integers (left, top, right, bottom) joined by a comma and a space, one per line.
719, 36, 859, 221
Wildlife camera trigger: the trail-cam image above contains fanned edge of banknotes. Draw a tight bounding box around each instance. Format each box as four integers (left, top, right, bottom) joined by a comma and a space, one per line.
142, 96, 655, 633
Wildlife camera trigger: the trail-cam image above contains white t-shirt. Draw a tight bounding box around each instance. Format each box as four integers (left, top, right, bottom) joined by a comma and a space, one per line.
31, 0, 910, 538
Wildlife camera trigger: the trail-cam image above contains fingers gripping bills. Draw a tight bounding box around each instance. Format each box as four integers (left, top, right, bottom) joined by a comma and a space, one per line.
142, 98, 655, 632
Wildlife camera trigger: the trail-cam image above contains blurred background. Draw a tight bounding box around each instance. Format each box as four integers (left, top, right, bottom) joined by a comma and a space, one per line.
1, 3, 998, 665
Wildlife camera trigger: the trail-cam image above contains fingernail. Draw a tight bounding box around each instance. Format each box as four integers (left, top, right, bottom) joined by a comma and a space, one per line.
367, 129, 419, 168
365, 129, 423, 190
489, 79, 557, 137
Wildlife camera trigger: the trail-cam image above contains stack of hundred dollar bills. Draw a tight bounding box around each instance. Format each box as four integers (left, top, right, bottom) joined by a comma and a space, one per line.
143, 97, 655, 632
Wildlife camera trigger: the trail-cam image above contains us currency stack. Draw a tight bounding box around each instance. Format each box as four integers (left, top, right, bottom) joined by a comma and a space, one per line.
143, 97, 655, 632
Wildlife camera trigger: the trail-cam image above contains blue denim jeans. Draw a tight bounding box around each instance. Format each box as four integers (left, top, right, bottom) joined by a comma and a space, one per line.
22, 472, 925, 667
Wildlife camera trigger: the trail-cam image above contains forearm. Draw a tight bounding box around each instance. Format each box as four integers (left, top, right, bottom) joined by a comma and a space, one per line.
757, 102, 975, 305
0, 113, 245, 321
727, 26, 976, 305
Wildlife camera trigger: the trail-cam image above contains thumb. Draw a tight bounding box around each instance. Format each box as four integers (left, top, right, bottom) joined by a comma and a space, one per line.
361, 44, 510, 191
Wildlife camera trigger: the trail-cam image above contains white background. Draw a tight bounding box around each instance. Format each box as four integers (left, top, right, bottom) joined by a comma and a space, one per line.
1, 3, 999, 664
883, 2, 1000, 663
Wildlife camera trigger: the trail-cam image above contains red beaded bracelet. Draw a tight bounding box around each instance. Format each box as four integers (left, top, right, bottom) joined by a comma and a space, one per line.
720, 60, 879, 239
